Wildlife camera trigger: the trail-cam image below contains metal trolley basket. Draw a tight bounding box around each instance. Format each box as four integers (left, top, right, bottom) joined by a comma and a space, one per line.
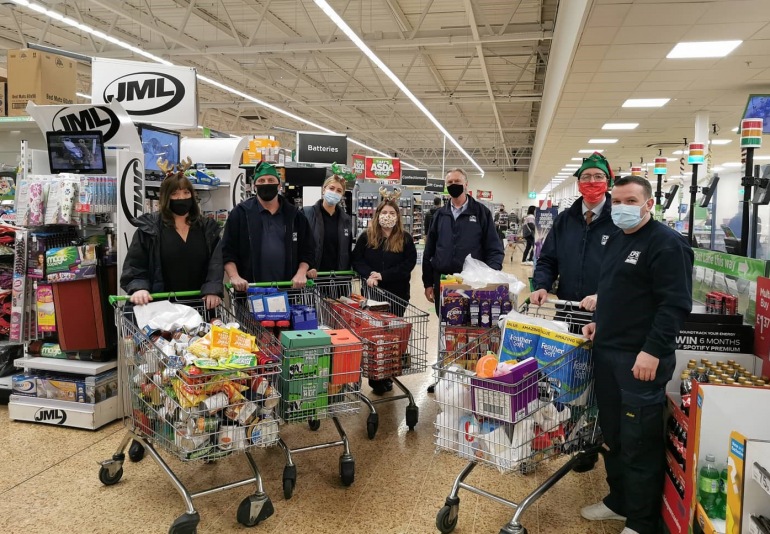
433, 300, 601, 534
100, 292, 282, 534
229, 279, 363, 499
314, 272, 429, 439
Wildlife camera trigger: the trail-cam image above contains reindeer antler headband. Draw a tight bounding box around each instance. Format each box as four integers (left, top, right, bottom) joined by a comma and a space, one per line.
379, 186, 402, 202
157, 156, 193, 176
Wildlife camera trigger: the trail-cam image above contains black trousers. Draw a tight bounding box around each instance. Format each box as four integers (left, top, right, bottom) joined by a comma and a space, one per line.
592, 348, 674, 534
522, 235, 535, 261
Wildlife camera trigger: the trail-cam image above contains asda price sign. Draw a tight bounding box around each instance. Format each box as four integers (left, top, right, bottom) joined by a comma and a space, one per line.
364, 156, 401, 182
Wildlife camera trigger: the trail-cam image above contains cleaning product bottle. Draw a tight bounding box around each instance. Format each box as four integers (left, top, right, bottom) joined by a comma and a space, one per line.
698, 454, 719, 518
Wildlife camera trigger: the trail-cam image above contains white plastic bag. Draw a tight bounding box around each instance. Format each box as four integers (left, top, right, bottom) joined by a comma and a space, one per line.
133, 301, 204, 332
455, 254, 526, 295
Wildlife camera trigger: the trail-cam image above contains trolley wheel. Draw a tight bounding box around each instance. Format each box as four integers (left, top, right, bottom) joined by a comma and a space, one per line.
283, 465, 297, 500
405, 404, 418, 431
500, 529, 527, 534
339, 456, 355, 486
436, 503, 459, 533
98, 465, 123, 486
128, 440, 145, 462
236, 494, 274, 527
169, 512, 199, 534
572, 452, 598, 473
308, 419, 321, 431
366, 412, 379, 440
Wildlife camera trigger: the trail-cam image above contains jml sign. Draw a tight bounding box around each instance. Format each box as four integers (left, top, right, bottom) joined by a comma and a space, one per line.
91, 58, 198, 129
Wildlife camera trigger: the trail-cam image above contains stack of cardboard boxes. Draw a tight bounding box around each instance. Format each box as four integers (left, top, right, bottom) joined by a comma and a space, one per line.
4, 49, 76, 117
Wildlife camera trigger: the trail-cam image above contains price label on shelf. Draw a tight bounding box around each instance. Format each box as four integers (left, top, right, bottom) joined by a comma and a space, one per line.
752, 462, 770, 497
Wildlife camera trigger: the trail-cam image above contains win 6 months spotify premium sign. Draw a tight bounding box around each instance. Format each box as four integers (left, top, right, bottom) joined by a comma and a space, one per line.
296, 132, 347, 165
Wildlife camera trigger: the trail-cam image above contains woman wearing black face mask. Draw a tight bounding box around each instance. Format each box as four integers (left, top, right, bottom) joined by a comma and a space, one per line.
121, 169, 224, 309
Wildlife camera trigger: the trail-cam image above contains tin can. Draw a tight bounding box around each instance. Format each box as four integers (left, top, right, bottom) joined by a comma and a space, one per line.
189, 416, 220, 435
237, 402, 258, 426
211, 318, 225, 328
200, 392, 229, 414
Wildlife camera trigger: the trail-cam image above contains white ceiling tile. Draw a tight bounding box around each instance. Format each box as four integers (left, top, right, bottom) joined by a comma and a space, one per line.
597, 58, 662, 73
612, 25, 690, 45
680, 22, 766, 42
603, 43, 671, 60
571, 60, 602, 73
626, 2, 705, 26
573, 45, 610, 61
586, 3, 632, 27
697, 0, 770, 24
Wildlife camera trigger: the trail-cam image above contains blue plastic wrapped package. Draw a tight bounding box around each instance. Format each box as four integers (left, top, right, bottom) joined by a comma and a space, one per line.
534, 329, 592, 404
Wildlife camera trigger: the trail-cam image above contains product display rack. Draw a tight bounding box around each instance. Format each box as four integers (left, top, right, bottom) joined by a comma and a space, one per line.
411, 192, 423, 241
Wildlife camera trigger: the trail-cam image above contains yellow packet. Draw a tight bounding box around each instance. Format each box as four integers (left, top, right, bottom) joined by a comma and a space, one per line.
210, 326, 230, 360
228, 329, 255, 355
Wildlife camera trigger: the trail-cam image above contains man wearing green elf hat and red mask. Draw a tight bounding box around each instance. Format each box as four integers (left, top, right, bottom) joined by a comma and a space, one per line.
221, 161, 316, 290
531, 152, 619, 310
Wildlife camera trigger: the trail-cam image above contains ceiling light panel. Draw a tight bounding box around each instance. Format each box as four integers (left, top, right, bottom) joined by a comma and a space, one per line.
666, 40, 742, 59
602, 123, 639, 130
579, 149, 604, 153
622, 98, 670, 108
588, 139, 618, 144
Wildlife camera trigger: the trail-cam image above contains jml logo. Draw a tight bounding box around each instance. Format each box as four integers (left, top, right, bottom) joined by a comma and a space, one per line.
34, 408, 67, 425
104, 72, 185, 116
121, 158, 144, 226
53, 106, 120, 142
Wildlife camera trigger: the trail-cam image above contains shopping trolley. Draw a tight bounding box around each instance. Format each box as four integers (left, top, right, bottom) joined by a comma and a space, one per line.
433, 300, 601, 534
314, 271, 429, 439
229, 279, 362, 499
100, 292, 281, 534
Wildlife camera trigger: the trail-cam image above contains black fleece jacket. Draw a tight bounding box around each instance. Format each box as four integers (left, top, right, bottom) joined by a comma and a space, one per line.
303, 200, 352, 271
352, 232, 417, 302
120, 213, 224, 297
220, 195, 315, 283
533, 194, 619, 301
594, 218, 694, 358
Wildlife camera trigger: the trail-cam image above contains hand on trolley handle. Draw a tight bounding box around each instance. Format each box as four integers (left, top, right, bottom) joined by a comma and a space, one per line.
529, 289, 548, 306
582, 322, 596, 341
579, 294, 597, 312
230, 275, 250, 292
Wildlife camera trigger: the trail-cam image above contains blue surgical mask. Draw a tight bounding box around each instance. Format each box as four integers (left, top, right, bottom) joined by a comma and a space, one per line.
323, 191, 342, 206
611, 203, 644, 230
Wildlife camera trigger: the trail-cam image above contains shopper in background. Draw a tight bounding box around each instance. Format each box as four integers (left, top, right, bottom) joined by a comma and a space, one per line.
352, 193, 417, 395
530, 152, 619, 308
422, 168, 504, 393
582, 176, 693, 534
121, 164, 223, 309
304, 173, 352, 277
520, 205, 536, 265
494, 205, 508, 242
221, 162, 315, 290
423, 196, 442, 237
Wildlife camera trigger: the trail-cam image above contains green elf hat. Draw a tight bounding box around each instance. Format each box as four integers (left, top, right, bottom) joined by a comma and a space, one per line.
253, 161, 281, 181
574, 152, 614, 182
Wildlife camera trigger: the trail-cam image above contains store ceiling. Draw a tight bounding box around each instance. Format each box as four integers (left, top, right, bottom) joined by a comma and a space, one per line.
531, 0, 770, 194
0, 0, 558, 174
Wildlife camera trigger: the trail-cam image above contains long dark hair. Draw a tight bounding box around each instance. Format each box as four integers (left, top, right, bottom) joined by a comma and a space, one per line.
159, 173, 201, 227
367, 199, 405, 253
527, 205, 536, 215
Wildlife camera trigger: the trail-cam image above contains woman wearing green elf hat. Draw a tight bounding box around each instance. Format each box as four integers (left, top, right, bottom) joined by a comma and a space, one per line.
221, 161, 316, 289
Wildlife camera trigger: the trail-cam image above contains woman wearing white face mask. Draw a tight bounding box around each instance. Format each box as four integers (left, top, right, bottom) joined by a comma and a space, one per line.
352, 195, 417, 395
304, 174, 352, 277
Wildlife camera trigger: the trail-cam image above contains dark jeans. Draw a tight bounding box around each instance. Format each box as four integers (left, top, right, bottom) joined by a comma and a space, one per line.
522, 235, 535, 261
593, 348, 674, 534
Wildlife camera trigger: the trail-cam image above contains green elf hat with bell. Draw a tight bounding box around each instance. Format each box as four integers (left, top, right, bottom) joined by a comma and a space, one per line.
253, 161, 281, 181
574, 152, 614, 184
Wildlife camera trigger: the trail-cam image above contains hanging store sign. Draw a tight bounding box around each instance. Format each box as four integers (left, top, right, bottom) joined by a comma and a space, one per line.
476, 190, 493, 200
425, 177, 444, 193
92, 58, 198, 129
400, 169, 428, 187
364, 156, 400, 181
27, 100, 137, 147
296, 131, 347, 165
352, 154, 366, 179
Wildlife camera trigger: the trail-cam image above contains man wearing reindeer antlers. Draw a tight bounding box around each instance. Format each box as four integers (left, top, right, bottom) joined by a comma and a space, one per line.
422, 168, 504, 393
221, 162, 316, 289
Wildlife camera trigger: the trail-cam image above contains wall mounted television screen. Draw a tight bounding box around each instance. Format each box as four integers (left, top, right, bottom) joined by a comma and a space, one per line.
742, 94, 770, 134
138, 124, 180, 173
46, 131, 107, 174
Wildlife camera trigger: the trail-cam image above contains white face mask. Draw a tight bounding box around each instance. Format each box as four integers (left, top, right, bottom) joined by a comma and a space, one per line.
323, 190, 342, 205
379, 213, 397, 229
611, 202, 650, 230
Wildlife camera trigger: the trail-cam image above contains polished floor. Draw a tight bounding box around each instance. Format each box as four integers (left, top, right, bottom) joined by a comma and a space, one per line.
0, 247, 625, 534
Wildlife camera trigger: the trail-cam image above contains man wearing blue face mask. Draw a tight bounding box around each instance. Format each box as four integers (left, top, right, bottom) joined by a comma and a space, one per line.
304, 173, 352, 277
582, 176, 693, 534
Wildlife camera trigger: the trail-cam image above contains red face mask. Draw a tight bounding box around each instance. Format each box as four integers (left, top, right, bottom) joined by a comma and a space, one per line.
578, 181, 608, 204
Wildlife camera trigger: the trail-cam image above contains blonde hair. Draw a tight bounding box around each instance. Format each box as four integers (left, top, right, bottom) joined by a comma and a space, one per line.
366, 199, 405, 254
322, 175, 347, 192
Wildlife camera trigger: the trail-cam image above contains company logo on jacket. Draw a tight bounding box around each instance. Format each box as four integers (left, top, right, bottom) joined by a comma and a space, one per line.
601, 235, 610, 246
292, 232, 298, 242
625, 251, 641, 265
469, 215, 477, 223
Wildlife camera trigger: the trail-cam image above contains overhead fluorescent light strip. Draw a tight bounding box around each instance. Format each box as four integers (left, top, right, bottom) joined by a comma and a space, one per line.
9, 0, 419, 171
622, 98, 670, 108
312, 0, 483, 176
667, 40, 742, 59
602, 123, 638, 130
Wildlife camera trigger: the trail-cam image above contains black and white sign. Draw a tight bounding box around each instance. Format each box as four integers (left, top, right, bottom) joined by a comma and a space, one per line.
92, 58, 198, 129
426, 177, 445, 193
400, 169, 428, 187
27, 100, 138, 147
296, 131, 347, 165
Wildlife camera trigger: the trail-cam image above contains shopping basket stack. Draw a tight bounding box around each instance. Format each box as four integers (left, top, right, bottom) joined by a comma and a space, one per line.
315, 272, 429, 439
100, 293, 281, 534
229, 278, 363, 499
433, 300, 602, 534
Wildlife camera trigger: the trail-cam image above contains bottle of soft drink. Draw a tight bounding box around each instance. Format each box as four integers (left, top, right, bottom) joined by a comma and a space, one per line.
680, 372, 692, 415
714, 460, 728, 520
696, 366, 709, 383
698, 454, 720, 518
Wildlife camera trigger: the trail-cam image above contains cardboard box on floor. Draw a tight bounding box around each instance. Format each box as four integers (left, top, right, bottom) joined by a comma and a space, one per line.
7, 49, 76, 116
0, 81, 6, 117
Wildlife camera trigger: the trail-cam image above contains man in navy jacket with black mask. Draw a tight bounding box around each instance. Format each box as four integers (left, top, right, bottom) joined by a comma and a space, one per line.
531, 152, 619, 310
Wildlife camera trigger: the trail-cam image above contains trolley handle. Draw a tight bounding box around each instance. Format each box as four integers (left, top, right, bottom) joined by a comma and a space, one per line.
225, 280, 316, 290
108, 290, 203, 305
523, 297, 590, 309
313, 270, 355, 277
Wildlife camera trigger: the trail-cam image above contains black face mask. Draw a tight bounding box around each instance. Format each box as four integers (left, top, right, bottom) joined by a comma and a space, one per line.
256, 183, 279, 202
447, 183, 465, 199
169, 198, 193, 216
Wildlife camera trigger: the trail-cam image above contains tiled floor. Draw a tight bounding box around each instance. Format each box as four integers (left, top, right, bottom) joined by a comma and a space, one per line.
0, 249, 626, 534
